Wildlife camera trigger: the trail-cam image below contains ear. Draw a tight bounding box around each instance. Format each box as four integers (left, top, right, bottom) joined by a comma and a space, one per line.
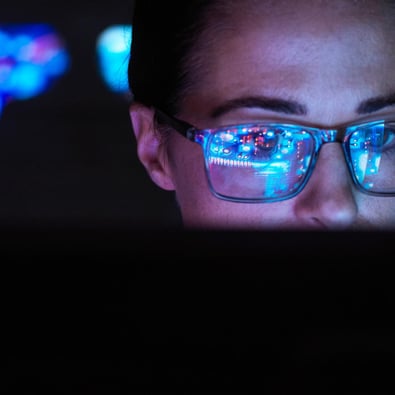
129, 102, 175, 191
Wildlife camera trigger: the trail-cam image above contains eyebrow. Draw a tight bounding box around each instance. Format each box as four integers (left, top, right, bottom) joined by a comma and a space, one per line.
210, 96, 308, 118
357, 93, 395, 114
209, 93, 395, 119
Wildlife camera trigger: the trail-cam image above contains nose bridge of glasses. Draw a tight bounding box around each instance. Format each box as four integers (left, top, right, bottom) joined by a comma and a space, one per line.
320, 129, 339, 144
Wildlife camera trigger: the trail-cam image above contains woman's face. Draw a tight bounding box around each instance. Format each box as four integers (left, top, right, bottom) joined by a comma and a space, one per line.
135, 0, 395, 229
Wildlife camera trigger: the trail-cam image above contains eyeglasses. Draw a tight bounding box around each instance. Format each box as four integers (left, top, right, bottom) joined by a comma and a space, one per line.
155, 108, 395, 203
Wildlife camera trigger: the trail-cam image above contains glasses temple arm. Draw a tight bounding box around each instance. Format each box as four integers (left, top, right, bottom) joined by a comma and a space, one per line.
154, 108, 195, 137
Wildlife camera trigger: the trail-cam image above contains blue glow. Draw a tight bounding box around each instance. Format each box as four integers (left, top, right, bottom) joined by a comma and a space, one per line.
0, 23, 70, 116
350, 129, 383, 186
8, 63, 46, 99
96, 24, 132, 94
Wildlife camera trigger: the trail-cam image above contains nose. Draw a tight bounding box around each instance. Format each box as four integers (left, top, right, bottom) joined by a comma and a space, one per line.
293, 143, 358, 229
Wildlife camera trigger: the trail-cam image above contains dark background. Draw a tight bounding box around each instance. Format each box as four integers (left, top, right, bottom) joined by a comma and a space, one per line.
0, 0, 181, 232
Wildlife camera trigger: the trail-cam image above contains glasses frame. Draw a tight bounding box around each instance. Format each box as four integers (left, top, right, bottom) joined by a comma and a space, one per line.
154, 108, 395, 203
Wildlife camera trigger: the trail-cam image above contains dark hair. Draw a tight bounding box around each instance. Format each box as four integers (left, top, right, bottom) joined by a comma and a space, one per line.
128, 0, 213, 115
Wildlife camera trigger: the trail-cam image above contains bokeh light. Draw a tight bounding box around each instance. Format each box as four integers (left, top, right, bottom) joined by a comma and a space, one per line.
96, 24, 132, 95
0, 23, 70, 116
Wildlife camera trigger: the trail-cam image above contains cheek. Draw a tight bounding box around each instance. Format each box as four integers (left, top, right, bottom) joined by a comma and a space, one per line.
359, 195, 395, 223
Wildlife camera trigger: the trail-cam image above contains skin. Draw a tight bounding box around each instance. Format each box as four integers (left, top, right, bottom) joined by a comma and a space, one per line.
130, 0, 395, 230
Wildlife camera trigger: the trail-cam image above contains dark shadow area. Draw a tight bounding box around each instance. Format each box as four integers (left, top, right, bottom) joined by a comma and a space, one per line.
0, 0, 181, 230
3, 234, 395, 393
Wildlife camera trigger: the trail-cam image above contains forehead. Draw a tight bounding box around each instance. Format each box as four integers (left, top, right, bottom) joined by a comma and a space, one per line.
205, 0, 395, 23
180, 0, 395, 125
195, 0, 395, 59
194, 0, 395, 82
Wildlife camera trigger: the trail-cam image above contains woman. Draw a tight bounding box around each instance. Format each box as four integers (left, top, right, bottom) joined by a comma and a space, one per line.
128, 0, 395, 230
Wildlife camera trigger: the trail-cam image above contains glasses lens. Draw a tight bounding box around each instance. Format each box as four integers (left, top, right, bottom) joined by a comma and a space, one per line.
347, 122, 395, 194
204, 125, 316, 202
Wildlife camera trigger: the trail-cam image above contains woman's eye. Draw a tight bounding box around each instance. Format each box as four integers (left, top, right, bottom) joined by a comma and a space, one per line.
382, 128, 395, 148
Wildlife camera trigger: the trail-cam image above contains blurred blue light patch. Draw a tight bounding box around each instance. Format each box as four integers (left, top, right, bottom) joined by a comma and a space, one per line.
0, 23, 70, 116
96, 24, 132, 94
